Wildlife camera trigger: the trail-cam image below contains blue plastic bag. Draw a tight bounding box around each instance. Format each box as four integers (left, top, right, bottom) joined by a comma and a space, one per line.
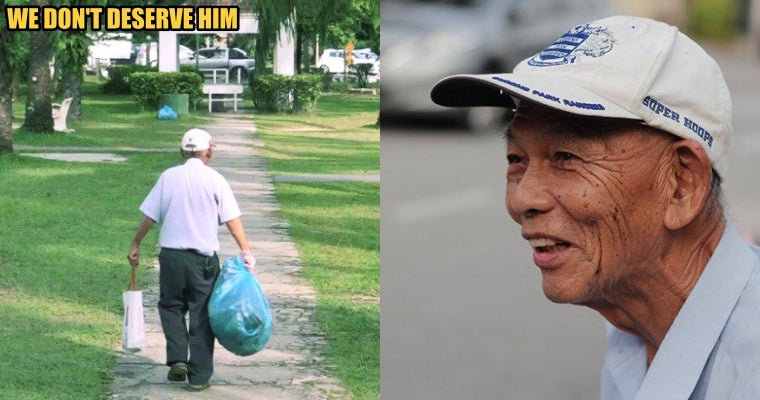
157, 105, 178, 120
208, 255, 273, 356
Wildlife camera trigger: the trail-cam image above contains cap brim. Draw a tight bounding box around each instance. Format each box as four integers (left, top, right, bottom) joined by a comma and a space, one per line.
430, 72, 640, 120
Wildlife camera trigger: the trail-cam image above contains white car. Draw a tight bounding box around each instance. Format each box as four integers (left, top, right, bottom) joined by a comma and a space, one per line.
317, 48, 379, 75
135, 42, 195, 67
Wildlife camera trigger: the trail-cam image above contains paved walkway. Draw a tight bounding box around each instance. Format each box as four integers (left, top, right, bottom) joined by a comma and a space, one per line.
108, 114, 348, 399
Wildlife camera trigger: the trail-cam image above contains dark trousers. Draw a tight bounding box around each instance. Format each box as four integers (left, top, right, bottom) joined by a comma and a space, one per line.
158, 248, 220, 385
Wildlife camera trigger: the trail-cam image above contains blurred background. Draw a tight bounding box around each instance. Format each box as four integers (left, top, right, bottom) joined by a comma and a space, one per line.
380, 0, 760, 398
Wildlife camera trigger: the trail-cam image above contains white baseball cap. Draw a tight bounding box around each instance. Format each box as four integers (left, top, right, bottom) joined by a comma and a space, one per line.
430, 15, 733, 177
181, 128, 213, 151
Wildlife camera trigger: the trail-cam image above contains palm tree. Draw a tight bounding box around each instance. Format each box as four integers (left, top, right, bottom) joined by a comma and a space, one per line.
250, 0, 297, 76
23, 0, 54, 132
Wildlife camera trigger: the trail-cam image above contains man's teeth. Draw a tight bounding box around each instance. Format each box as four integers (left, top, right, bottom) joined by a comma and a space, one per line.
529, 238, 561, 248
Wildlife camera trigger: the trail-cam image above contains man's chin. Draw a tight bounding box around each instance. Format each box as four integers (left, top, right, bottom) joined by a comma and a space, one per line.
541, 280, 588, 304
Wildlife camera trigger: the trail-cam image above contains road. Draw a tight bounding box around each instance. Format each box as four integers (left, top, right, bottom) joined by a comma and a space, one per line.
380, 42, 760, 399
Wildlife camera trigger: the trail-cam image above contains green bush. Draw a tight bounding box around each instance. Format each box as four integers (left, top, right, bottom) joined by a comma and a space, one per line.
354, 64, 374, 88
688, 0, 738, 40
129, 72, 203, 110
250, 74, 322, 113
179, 63, 206, 81
102, 64, 155, 94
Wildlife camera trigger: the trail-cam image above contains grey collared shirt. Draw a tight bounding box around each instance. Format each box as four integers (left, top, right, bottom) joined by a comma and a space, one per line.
600, 225, 760, 400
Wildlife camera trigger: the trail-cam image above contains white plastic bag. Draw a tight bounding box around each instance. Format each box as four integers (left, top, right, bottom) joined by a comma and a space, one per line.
122, 267, 145, 352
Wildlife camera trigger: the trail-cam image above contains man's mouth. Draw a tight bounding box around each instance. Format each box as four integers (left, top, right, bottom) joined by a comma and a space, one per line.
529, 238, 571, 253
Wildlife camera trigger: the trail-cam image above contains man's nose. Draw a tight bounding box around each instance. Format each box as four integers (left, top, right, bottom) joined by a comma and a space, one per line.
507, 165, 554, 221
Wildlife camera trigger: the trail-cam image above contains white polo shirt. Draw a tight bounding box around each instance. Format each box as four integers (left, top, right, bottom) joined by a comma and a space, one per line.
139, 158, 241, 255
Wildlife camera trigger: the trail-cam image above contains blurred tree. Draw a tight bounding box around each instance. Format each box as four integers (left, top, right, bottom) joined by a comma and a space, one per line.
326, 0, 379, 52
249, 0, 295, 76
296, 0, 379, 72
688, 0, 739, 39
0, 4, 30, 152
246, 0, 379, 75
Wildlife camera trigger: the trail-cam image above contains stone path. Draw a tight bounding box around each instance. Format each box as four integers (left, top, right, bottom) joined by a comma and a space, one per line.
107, 114, 348, 399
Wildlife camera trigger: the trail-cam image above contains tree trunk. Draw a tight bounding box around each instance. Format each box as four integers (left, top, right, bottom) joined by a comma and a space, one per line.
295, 23, 303, 74
0, 17, 17, 153
23, 28, 54, 132
62, 69, 82, 120
0, 89, 13, 153
254, 36, 269, 76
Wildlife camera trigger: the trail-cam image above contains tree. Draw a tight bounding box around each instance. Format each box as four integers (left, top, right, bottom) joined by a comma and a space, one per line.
323, 0, 379, 52
249, 0, 297, 76
235, 0, 379, 75
0, 5, 29, 153
52, 27, 94, 120
23, 0, 54, 132
295, 0, 379, 73
294, 0, 352, 73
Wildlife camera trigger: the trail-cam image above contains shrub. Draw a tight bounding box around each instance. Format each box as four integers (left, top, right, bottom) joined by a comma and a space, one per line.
688, 0, 738, 40
129, 72, 203, 110
102, 64, 155, 94
179, 63, 206, 81
250, 74, 322, 113
354, 64, 374, 88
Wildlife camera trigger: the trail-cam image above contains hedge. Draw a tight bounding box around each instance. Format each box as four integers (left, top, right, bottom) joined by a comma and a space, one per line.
102, 64, 156, 94
250, 74, 322, 113
129, 72, 203, 110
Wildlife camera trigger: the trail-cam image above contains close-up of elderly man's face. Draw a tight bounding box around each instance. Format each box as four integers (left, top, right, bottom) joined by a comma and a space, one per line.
505, 102, 707, 306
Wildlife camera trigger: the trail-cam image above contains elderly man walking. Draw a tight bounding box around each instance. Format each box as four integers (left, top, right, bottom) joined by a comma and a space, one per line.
128, 128, 256, 391
431, 15, 760, 399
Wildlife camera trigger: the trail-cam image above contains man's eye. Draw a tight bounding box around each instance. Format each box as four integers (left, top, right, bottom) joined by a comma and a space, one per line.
507, 154, 523, 164
556, 152, 576, 162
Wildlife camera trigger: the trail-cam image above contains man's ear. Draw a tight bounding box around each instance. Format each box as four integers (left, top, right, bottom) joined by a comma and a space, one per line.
663, 140, 713, 230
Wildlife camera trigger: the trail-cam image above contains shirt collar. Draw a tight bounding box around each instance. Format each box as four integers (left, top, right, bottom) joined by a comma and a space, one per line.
184, 157, 205, 166
629, 225, 755, 399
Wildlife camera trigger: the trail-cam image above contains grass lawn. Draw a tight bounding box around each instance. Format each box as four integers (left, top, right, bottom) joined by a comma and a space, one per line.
13, 81, 214, 149
2, 82, 379, 399
254, 92, 380, 399
2, 79, 214, 399
255, 93, 379, 175
0, 153, 173, 399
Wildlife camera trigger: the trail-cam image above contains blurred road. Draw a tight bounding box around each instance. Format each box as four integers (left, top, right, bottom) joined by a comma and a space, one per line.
380, 42, 760, 399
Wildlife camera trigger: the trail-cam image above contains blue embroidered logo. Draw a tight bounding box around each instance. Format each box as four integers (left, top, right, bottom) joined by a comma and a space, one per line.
528, 23, 615, 67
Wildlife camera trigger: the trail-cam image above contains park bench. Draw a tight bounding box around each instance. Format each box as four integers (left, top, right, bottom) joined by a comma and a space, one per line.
52, 97, 74, 132
199, 68, 245, 85
202, 84, 243, 113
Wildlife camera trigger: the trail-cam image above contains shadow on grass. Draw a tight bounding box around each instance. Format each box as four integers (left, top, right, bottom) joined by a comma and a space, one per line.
0, 153, 175, 312
317, 94, 379, 116
317, 300, 380, 400
263, 134, 379, 175
273, 182, 379, 298
0, 295, 118, 399
274, 182, 379, 251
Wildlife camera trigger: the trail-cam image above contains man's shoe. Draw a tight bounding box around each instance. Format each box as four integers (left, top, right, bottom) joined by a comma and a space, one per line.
185, 382, 211, 392
167, 362, 188, 382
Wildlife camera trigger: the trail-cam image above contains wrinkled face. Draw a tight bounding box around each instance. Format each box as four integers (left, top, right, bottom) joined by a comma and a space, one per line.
506, 104, 676, 305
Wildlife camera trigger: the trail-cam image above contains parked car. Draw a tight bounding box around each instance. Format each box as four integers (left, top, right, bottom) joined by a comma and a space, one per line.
381, 0, 611, 130
135, 42, 195, 67
317, 48, 379, 75
87, 36, 133, 74
182, 47, 255, 82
